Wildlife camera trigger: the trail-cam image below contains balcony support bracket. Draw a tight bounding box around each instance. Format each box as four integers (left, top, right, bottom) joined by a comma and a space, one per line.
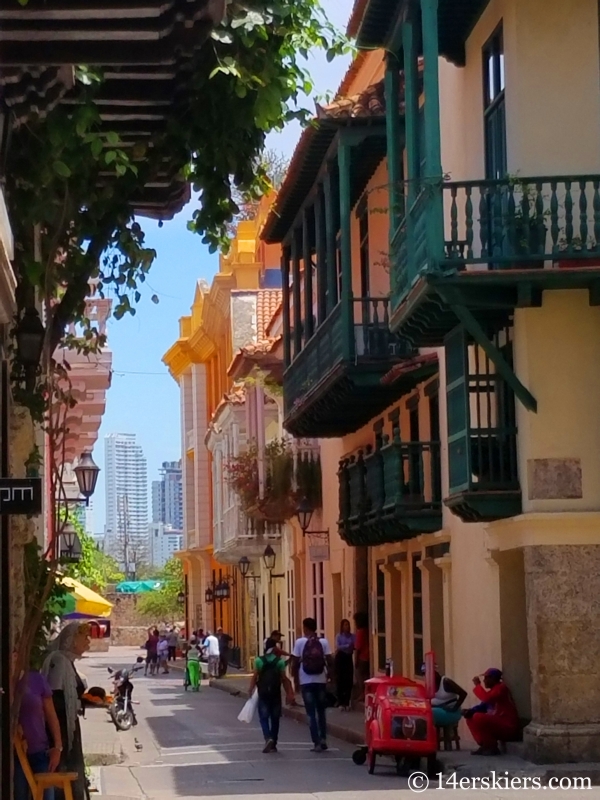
589, 281, 600, 306
437, 288, 537, 413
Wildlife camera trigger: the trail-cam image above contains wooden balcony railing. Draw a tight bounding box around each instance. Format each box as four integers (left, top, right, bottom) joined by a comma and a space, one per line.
339, 437, 442, 542
392, 175, 600, 307
285, 298, 412, 416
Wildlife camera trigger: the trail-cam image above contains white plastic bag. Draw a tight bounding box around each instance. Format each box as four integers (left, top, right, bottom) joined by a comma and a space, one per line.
237, 690, 258, 724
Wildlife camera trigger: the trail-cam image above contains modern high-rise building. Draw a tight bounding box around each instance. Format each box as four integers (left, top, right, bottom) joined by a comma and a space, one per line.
148, 522, 183, 569
104, 433, 148, 569
151, 460, 183, 530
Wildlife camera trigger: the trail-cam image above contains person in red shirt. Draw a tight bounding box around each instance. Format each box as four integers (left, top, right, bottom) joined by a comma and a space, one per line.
463, 667, 520, 755
353, 612, 370, 702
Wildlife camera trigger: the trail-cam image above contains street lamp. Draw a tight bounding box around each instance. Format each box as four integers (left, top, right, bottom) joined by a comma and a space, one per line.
15, 307, 45, 368
262, 545, 276, 572
73, 452, 100, 504
15, 307, 45, 391
205, 585, 214, 604
177, 591, 185, 606
295, 497, 329, 539
262, 545, 284, 583
214, 580, 230, 601
59, 522, 82, 563
238, 556, 250, 577
295, 497, 314, 534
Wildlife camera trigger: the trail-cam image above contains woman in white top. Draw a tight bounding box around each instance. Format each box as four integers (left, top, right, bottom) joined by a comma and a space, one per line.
426, 666, 467, 727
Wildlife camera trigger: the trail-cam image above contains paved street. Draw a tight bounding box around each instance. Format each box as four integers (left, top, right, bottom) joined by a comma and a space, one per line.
82, 650, 600, 800
82, 648, 406, 799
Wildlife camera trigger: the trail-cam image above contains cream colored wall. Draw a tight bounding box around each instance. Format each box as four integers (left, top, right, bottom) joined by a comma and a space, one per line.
191, 363, 211, 548
320, 356, 504, 704
349, 159, 391, 310
514, 290, 600, 512
441, 0, 600, 180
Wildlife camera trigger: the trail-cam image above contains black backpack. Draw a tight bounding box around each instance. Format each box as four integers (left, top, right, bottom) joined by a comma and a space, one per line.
257, 657, 281, 702
301, 636, 326, 675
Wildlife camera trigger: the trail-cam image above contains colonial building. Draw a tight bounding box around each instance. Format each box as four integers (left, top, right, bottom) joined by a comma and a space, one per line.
262, 0, 600, 763
163, 197, 282, 643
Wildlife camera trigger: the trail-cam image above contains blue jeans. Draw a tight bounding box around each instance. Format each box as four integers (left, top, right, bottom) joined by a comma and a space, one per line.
257, 698, 281, 743
14, 750, 55, 800
301, 683, 327, 745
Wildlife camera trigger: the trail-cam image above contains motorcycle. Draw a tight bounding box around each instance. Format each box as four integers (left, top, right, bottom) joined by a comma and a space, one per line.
108, 656, 144, 731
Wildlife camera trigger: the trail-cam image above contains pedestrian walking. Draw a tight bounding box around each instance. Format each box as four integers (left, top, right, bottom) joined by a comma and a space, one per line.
249, 637, 295, 753
144, 628, 159, 676
217, 627, 232, 677
291, 618, 333, 752
185, 637, 202, 692
353, 611, 370, 702
158, 634, 170, 674
168, 628, 179, 662
204, 631, 220, 678
334, 619, 355, 711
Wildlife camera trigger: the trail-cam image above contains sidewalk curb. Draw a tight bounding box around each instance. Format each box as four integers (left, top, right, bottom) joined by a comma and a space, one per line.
208, 678, 364, 747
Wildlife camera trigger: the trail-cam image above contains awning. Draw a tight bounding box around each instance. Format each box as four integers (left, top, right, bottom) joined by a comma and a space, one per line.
59, 577, 113, 619
115, 580, 162, 594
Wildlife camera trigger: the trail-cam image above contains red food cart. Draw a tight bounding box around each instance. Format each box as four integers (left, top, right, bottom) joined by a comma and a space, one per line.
352, 676, 438, 776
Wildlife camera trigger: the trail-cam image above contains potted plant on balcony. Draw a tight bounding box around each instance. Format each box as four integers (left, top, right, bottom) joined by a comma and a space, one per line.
506, 179, 548, 269
261, 439, 295, 522
224, 444, 260, 515
555, 234, 600, 269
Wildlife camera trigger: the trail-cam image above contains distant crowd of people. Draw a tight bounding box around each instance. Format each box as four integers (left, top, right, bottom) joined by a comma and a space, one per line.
142, 625, 233, 690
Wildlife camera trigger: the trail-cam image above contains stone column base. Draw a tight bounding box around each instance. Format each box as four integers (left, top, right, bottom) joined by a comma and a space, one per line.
524, 721, 600, 763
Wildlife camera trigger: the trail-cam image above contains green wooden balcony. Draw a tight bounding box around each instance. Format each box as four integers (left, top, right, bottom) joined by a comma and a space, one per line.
338, 435, 442, 546
444, 324, 522, 522
283, 297, 436, 438
390, 175, 600, 344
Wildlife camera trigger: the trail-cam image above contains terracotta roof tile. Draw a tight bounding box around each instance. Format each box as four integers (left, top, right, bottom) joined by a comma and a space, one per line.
226, 385, 246, 404
347, 0, 369, 37
316, 79, 386, 121
265, 302, 282, 336
257, 290, 282, 339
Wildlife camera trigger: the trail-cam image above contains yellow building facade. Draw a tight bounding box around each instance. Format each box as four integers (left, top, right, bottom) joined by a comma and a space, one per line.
163, 197, 282, 655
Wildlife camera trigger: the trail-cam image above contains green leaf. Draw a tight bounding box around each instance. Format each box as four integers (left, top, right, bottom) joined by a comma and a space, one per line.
106, 131, 120, 147
91, 137, 103, 159
53, 161, 72, 178
105, 150, 117, 165
115, 163, 127, 177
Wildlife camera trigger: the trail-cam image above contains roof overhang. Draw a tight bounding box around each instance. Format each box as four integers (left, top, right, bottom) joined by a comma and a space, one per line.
352, 0, 490, 67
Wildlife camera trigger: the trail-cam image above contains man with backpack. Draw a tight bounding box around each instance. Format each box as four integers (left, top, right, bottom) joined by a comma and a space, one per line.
291, 618, 333, 752
249, 637, 295, 752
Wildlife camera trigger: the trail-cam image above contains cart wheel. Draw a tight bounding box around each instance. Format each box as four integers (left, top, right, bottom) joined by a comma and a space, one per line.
426, 754, 439, 778
396, 757, 409, 777
352, 748, 367, 766
368, 750, 376, 775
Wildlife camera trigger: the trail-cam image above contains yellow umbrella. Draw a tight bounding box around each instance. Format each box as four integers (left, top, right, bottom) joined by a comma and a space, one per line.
59, 577, 113, 619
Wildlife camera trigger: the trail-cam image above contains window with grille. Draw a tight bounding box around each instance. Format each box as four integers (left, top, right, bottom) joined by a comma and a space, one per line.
376, 564, 386, 671
287, 569, 296, 648
412, 554, 424, 676
312, 562, 325, 636
483, 24, 507, 180
445, 323, 518, 496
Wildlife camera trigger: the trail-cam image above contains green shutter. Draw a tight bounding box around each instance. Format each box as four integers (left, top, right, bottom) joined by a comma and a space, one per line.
445, 325, 471, 494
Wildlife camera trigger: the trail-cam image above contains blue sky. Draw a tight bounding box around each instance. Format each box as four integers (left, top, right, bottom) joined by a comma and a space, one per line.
92, 0, 355, 534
